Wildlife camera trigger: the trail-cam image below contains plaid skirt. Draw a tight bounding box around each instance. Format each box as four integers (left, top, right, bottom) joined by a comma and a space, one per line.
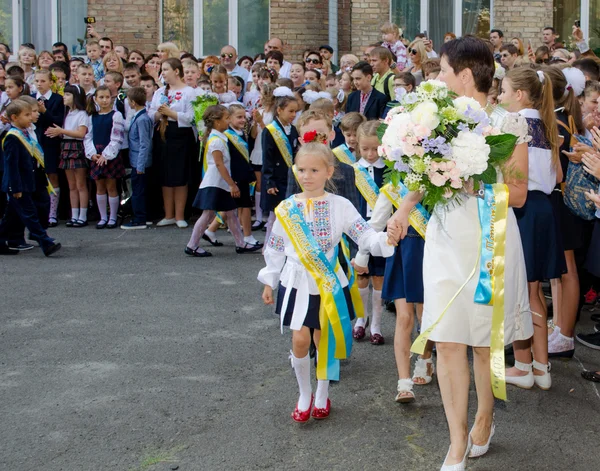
59, 140, 89, 170
90, 152, 126, 180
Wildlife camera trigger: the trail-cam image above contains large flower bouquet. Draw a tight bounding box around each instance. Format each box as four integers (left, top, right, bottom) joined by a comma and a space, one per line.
377, 80, 518, 209
192, 92, 219, 140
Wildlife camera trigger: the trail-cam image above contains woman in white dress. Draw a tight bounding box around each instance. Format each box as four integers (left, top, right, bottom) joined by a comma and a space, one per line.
387, 37, 534, 470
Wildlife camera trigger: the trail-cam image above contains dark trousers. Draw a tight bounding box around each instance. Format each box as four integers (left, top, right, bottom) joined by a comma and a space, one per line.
131, 171, 147, 223
0, 192, 55, 252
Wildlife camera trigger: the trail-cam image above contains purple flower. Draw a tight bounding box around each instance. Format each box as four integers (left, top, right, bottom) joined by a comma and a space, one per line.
457, 122, 469, 132
464, 105, 489, 126
394, 161, 410, 173
422, 136, 451, 156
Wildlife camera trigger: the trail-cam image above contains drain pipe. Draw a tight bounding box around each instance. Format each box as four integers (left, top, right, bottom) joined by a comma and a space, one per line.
329, 0, 338, 63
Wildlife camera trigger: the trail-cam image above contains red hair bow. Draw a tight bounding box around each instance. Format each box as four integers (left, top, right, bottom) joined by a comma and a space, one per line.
303, 130, 328, 144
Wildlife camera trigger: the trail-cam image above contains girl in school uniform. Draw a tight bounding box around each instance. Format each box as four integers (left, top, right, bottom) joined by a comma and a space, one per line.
258, 142, 397, 421
500, 68, 566, 390
33, 69, 65, 227
185, 105, 260, 257
261, 91, 300, 243
209, 65, 237, 104
149, 58, 196, 228
84, 86, 125, 229
45, 85, 90, 227
249, 83, 277, 231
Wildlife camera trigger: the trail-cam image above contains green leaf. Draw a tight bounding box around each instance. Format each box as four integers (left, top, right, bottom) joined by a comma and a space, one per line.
377, 123, 388, 143
486, 134, 518, 164
479, 164, 497, 184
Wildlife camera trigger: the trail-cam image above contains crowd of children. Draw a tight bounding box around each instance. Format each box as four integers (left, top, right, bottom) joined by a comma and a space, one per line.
2, 19, 600, 471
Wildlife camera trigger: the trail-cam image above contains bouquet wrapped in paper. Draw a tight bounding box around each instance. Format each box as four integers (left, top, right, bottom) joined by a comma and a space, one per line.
192, 91, 219, 141
378, 80, 519, 209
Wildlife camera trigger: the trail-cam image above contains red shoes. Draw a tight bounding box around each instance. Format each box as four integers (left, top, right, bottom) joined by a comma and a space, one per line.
353, 326, 366, 340
370, 333, 385, 345
291, 395, 313, 423
311, 399, 331, 420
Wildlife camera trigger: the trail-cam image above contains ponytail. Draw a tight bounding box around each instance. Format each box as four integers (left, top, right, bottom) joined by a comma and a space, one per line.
538, 72, 560, 170
86, 85, 110, 115
202, 105, 228, 145
543, 66, 585, 134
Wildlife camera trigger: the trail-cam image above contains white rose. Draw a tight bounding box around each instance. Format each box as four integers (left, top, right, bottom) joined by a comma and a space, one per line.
451, 131, 490, 178
410, 102, 440, 131
382, 112, 413, 151
453, 96, 482, 116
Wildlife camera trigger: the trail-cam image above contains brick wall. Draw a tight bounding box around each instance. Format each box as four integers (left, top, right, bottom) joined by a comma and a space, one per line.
87, 0, 159, 56
270, 0, 330, 62
350, 0, 389, 57
493, 0, 553, 48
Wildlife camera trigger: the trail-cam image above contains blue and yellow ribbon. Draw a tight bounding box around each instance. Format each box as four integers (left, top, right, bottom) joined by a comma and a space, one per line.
3, 128, 55, 195
267, 121, 293, 167
380, 183, 429, 239
354, 165, 380, 211
276, 196, 354, 381
202, 132, 227, 178
332, 144, 356, 165
224, 129, 249, 162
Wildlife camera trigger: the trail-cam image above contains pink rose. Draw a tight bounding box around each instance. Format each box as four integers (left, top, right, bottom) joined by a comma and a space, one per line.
443, 188, 454, 198
429, 171, 449, 187
450, 178, 463, 189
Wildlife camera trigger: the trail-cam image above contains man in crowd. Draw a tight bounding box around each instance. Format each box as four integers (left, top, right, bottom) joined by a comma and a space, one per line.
542, 26, 564, 51
219, 45, 249, 82
500, 44, 519, 70
489, 29, 504, 62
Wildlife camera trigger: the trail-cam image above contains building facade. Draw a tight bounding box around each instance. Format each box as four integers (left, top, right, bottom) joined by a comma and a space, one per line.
1, 1, 598, 60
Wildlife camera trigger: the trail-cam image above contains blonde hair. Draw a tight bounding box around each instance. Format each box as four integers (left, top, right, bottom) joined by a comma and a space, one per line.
182, 59, 199, 70
380, 22, 401, 37
103, 51, 123, 73
357, 120, 380, 143
505, 68, 559, 168
260, 83, 278, 112
36, 50, 53, 69
408, 39, 427, 65
18, 47, 36, 64
339, 112, 366, 133
296, 109, 332, 131
309, 98, 334, 115
157, 42, 181, 60
340, 54, 359, 69
295, 143, 338, 193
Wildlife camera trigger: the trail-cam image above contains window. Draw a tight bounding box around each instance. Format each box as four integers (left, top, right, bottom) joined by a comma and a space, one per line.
588, 0, 599, 54
162, 0, 194, 53
21, 0, 52, 51
553, 0, 580, 48
0, 0, 12, 52
391, 0, 492, 48
58, 0, 87, 56
161, 0, 269, 58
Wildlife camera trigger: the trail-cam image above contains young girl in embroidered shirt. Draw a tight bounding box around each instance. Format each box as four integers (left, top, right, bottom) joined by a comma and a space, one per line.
185, 105, 260, 257
46, 85, 90, 227
258, 142, 397, 422
84, 86, 125, 229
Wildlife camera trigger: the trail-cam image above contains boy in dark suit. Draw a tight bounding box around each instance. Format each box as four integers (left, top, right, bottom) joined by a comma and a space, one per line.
346, 61, 389, 120
0, 100, 61, 256
33, 69, 65, 226
121, 87, 153, 230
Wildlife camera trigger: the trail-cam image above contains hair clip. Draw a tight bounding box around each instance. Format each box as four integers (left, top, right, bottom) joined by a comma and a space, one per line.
207, 65, 215, 74
302, 130, 329, 144
267, 68, 276, 77
336, 89, 345, 103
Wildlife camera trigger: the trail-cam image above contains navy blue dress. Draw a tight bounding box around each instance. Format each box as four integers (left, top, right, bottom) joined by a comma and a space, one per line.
227, 128, 255, 209
89, 111, 125, 180
34, 92, 65, 174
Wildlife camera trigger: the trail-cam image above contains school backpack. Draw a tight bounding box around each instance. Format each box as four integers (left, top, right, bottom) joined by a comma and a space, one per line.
558, 116, 599, 221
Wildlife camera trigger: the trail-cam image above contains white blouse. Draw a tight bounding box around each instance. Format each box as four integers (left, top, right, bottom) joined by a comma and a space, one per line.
518, 108, 556, 195
149, 86, 195, 128
200, 130, 231, 192
83, 111, 125, 161
63, 110, 90, 141
249, 109, 273, 166
258, 193, 394, 330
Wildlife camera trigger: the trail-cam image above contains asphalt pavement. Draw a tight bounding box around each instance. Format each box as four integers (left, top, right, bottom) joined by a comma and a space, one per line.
1, 225, 599, 471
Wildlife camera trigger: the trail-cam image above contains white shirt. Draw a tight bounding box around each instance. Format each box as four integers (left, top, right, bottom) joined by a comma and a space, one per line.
228, 64, 249, 83
518, 108, 556, 195
35, 90, 53, 101
249, 109, 274, 166
200, 130, 231, 192
149, 86, 195, 128
63, 110, 90, 141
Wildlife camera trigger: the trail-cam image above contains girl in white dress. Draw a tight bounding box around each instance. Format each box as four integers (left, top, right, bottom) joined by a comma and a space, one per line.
387, 37, 533, 470
258, 142, 396, 422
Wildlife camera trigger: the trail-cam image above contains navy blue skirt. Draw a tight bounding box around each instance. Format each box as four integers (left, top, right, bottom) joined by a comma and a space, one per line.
193, 186, 237, 212
359, 254, 386, 278
382, 227, 425, 303
276, 283, 356, 330
551, 189, 585, 251
514, 190, 567, 282
585, 219, 600, 278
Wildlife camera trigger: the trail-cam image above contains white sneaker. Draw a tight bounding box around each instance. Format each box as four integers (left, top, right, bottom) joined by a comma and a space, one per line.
505, 360, 534, 389
176, 220, 188, 228
156, 218, 176, 227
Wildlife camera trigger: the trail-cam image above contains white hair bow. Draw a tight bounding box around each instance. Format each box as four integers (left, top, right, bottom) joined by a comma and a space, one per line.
273, 86, 295, 98
536, 70, 545, 83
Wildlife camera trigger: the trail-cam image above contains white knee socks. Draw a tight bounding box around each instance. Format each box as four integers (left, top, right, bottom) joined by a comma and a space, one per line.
96, 193, 108, 222
108, 196, 119, 223
356, 286, 371, 328
315, 380, 329, 409
291, 352, 312, 411
370, 289, 383, 335
255, 191, 263, 223
49, 189, 60, 220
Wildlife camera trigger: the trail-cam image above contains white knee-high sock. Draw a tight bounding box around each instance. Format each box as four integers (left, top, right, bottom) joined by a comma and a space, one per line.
315, 380, 330, 409
108, 196, 119, 222
370, 289, 383, 335
292, 352, 312, 411
71, 208, 80, 220
49, 188, 60, 220
96, 193, 108, 222
255, 191, 263, 223
79, 207, 88, 222
356, 287, 371, 328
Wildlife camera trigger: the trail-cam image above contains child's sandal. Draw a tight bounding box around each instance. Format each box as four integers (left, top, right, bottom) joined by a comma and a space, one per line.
395, 378, 415, 403
412, 356, 435, 385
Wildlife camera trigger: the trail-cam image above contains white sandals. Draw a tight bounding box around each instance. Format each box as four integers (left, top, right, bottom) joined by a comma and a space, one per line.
412, 355, 435, 385
395, 378, 415, 403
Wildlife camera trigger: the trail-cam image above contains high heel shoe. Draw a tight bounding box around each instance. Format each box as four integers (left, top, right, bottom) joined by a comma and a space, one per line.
469, 420, 495, 458
441, 436, 472, 471
291, 395, 313, 423
533, 360, 552, 390
505, 360, 534, 389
